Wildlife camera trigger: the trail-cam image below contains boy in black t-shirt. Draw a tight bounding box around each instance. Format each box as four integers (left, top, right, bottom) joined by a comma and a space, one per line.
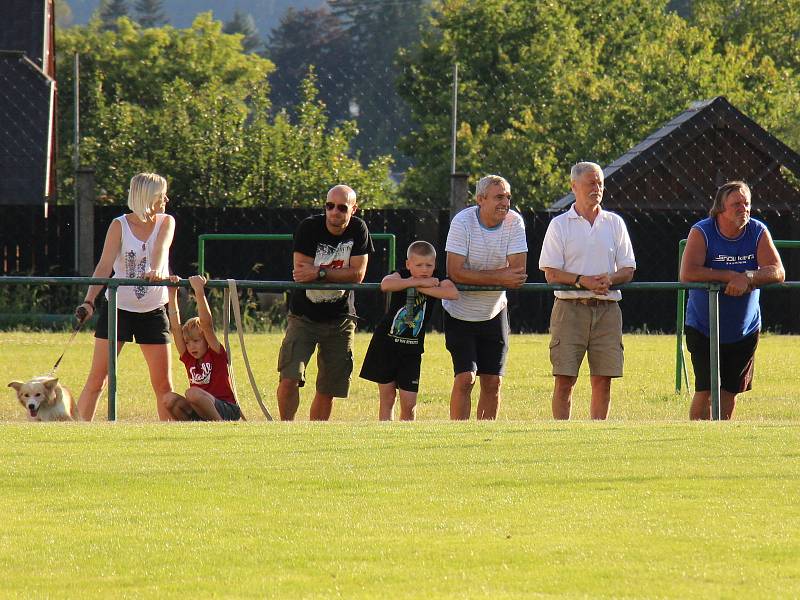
359, 241, 459, 420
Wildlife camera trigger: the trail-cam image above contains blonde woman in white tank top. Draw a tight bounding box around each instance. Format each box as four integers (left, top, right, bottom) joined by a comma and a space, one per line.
74, 173, 177, 421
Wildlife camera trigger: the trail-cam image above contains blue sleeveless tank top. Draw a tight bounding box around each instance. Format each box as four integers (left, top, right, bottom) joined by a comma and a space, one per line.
685, 217, 765, 343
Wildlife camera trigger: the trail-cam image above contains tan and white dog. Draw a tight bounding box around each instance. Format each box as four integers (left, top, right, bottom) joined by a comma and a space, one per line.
8, 376, 78, 421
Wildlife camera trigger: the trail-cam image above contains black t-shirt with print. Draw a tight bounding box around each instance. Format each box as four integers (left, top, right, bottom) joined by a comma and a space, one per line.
372, 268, 443, 355
289, 214, 373, 321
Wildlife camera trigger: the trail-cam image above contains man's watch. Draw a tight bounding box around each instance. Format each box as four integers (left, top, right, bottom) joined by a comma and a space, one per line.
317, 268, 327, 280
573, 274, 582, 289
745, 270, 755, 284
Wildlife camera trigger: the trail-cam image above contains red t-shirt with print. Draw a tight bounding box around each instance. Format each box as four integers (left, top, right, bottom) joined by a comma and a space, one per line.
179, 347, 236, 404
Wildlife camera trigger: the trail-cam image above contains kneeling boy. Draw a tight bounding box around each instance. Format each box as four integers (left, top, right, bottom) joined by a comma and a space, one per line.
164, 275, 241, 421
360, 241, 459, 420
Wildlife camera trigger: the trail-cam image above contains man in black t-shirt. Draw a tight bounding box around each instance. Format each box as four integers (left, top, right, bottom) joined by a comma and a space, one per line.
276, 184, 374, 420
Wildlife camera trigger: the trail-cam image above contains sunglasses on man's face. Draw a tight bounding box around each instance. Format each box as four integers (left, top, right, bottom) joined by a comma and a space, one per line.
325, 202, 350, 213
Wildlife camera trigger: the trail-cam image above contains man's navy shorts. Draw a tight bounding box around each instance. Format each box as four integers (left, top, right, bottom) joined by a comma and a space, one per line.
443, 308, 509, 376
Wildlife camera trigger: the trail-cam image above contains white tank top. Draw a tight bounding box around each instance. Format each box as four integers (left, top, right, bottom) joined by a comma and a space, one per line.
106, 213, 170, 312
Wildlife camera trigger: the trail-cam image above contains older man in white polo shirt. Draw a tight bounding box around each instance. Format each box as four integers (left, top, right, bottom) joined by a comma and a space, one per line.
444, 174, 528, 420
539, 162, 636, 420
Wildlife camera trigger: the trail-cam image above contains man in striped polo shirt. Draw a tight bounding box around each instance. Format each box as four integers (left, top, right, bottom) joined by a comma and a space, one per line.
443, 175, 528, 420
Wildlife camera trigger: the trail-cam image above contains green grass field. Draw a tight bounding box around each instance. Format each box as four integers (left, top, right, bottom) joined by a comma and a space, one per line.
2, 332, 799, 597
2, 331, 799, 421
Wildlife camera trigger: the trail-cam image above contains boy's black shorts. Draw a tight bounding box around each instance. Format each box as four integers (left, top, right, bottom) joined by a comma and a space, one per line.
359, 337, 422, 393
189, 399, 242, 421
685, 326, 759, 394
95, 304, 170, 344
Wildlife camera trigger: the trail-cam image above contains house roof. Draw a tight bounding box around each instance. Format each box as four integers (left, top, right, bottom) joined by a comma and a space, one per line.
550, 96, 800, 211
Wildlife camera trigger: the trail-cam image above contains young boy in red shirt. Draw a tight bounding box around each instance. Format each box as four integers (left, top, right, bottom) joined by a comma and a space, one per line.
164, 275, 241, 421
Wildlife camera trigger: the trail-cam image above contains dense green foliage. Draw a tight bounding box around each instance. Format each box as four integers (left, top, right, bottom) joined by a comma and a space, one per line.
57, 15, 396, 208
398, 0, 800, 207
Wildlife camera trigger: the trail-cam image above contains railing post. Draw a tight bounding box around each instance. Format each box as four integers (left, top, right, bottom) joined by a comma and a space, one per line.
708, 286, 721, 421
76, 167, 95, 276
388, 235, 396, 271
198, 234, 206, 276
675, 239, 687, 393
449, 173, 469, 220
107, 284, 118, 421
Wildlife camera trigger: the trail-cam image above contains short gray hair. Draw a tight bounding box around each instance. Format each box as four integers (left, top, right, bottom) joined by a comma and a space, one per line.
570, 162, 603, 182
475, 175, 510, 199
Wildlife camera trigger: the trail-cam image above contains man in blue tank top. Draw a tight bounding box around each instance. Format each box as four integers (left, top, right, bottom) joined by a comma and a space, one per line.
680, 181, 784, 420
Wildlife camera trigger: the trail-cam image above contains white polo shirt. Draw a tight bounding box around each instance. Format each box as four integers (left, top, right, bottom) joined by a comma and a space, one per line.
443, 206, 528, 321
538, 204, 636, 301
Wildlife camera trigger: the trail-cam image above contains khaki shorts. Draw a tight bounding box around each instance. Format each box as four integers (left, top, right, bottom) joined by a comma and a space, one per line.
548, 298, 624, 378
277, 314, 356, 398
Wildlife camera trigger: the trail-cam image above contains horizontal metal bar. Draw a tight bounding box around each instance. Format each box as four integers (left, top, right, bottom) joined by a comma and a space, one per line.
198, 233, 397, 240
2, 276, 800, 292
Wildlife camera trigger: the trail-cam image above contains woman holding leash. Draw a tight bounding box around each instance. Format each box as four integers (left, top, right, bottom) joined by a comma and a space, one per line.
74, 172, 176, 421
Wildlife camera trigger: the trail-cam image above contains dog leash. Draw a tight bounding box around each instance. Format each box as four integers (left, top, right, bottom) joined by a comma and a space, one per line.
50, 314, 86, 374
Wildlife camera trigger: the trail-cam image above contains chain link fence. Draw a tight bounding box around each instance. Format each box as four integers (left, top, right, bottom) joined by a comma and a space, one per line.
0, 51, 55, 206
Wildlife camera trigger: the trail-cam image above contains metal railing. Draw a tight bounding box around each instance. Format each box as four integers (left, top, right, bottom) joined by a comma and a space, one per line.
2, 276, 798, 421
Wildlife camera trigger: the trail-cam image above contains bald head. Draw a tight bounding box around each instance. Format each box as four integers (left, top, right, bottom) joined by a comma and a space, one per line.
324, 184, 358, 234
327, 185, 356, 204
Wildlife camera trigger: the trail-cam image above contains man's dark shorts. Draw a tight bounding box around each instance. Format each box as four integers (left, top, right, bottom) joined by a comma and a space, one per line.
95, 304, 171, 344
189, 399, 242, 421
359, 337, 422, 392
444, 308, 509, 376
685, 326, 759, 394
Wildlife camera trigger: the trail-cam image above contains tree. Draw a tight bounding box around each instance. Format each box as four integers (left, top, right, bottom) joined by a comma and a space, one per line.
397, 0, 800, 208
223, 10, 261, 53
55, 0, 74, 28
266, 7, 353, 123
55, 15, 395, 208
328, 0, 431, 166
134, 0, 168, 28
687, 0, 800, 147
98, 0, 129, 31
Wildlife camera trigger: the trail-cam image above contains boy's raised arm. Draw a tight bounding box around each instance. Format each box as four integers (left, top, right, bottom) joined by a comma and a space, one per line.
167, 282, 187, 357
189, 275, 222, 353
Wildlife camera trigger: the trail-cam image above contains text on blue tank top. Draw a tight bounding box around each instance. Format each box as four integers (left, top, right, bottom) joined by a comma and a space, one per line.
685, 217, 765, 343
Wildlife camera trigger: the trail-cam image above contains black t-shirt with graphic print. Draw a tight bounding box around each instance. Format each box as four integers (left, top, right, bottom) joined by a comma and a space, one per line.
372, 268, 443, 355
289, 214, 373, 321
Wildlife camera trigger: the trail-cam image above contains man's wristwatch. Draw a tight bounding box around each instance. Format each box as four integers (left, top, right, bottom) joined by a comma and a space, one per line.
745, 270, 755, 284
317, 268, 327, 280
573, 274, 582, 289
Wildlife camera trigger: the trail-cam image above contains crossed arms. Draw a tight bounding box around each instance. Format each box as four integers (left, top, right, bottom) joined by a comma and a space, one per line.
446, 252, 528, 288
